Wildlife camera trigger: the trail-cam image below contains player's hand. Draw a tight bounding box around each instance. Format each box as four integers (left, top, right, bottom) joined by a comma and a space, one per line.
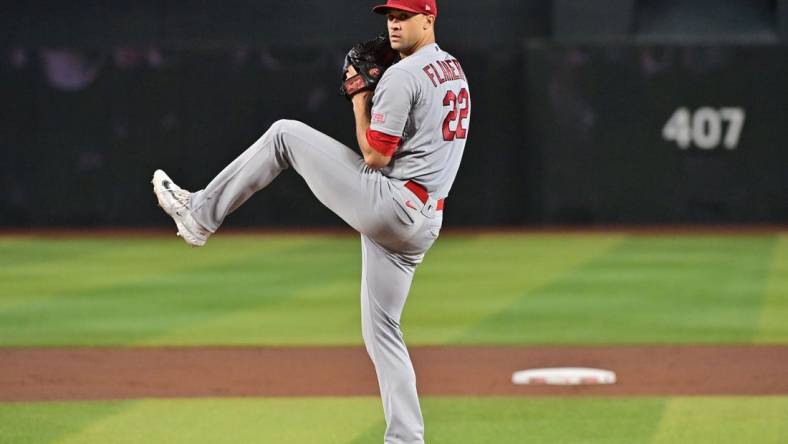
347, 66, 373, 106
340, 34, 397, 101
351, 90, 372, 107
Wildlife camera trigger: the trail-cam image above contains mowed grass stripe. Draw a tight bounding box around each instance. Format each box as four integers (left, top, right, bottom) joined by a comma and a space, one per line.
2, 397, 786, 443
144, 281, 361, 346
1, 234, 783, 346
0, 237, 108, 269
650, 397, 788, 444
755, 235, 788, 343
407, 234, 624, 344
142, 236, 483, 345
0, 237, 301, 308
421, 397, 666, 444
0, 398, 383, 444
461, 236, 777, 344
137, 236, 362, 345
0, 397, 663, 444
350, 397, 666, 444
0, 401, 133, 444
0, 236, 355, 346
0, 238, 157, 308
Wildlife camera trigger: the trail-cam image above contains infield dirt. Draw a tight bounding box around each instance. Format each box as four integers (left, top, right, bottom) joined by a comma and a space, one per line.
2, 346, 787, 401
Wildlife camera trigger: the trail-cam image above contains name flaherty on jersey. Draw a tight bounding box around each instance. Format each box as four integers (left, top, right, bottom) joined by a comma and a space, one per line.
422, 59, 466, 86
369, 43, 470, 197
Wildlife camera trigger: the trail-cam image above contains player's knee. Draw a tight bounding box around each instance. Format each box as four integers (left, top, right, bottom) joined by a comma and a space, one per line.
270, 119, 305, 136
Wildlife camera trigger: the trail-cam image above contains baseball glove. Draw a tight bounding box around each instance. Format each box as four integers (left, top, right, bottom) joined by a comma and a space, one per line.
340, 34, 399, 100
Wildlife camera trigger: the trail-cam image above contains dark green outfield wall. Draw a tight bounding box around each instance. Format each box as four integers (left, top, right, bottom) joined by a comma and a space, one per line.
2, 2, 787, 226
522, 43, 788, 224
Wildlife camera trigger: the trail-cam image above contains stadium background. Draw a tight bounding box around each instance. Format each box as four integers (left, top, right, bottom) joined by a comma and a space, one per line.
1, 1, 787, 443
3, 0, 786, 227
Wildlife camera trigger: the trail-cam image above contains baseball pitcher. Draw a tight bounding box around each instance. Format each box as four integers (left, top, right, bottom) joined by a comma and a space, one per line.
152, 1, 470, 442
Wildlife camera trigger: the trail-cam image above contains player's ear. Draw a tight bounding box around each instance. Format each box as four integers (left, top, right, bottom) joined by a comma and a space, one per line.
423, 14, 435, 30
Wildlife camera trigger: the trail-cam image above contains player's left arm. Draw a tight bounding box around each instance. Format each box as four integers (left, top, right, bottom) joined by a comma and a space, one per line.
349, 87, 392, 169
354, 66, 419, 170
346, 66, 399, 170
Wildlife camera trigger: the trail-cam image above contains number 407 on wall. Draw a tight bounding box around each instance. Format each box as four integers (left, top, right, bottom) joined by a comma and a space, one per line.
662, 107, 746, 150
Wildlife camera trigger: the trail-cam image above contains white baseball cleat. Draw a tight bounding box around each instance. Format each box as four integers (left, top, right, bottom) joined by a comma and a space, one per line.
151, 169, 212, 247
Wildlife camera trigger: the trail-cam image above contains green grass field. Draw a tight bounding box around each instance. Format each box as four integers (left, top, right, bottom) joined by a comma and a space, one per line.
1, 232, 786, 443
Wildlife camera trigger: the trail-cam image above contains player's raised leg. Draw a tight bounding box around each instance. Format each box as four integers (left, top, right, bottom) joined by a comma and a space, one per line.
360, 234, 425, 444
153, 119, 390, 245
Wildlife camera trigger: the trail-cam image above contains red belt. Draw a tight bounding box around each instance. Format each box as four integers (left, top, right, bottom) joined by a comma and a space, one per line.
404, 181, 445, 211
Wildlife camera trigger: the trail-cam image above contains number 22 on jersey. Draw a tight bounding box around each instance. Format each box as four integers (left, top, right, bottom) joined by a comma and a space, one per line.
442, 88, 470, 141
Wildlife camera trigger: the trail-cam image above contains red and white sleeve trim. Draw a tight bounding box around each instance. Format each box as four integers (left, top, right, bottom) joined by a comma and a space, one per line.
366, 128, 401, 157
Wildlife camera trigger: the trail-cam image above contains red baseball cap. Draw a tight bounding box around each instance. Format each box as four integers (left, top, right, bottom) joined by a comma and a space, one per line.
373, 0, 438, 18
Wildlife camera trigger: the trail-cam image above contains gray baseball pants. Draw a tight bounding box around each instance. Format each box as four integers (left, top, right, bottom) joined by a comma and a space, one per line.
189, 119, 442, 444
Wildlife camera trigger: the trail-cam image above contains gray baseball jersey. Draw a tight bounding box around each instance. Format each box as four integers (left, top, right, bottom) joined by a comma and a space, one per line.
159, 41, 471, 444
371, 43, 471, 199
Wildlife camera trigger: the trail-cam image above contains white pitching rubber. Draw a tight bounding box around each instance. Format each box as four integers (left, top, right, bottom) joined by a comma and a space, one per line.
512, 367, 617, 386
